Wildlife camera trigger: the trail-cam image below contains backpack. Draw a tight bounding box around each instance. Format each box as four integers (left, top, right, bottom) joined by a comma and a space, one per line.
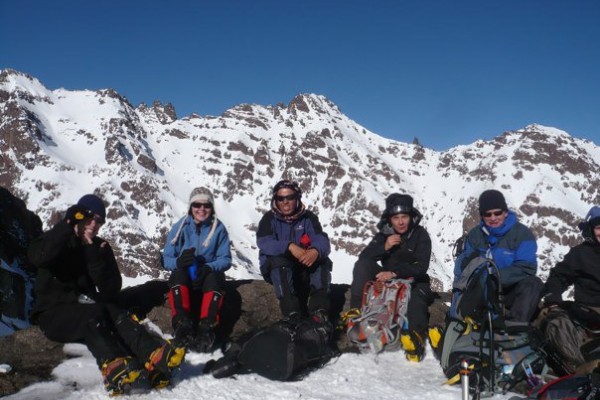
208, 317, 337, 381
441, 257, 549, 397
515, 373, 600, 400
347, 278, 412, 353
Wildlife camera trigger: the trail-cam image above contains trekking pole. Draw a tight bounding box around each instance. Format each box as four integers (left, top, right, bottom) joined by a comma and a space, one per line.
488, 310, 495, 395
460, 359, 470, 400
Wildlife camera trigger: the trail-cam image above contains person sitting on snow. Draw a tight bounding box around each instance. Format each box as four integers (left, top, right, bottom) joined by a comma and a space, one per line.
455, 189, 543, 323
28, 194, 185, 396
540, 206, 600, 375
256, 179, 333, 325
162, 187, 232, 353
347, 193, 434, 361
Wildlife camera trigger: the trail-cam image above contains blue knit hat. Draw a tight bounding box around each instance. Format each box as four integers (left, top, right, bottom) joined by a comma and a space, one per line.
77, 194, 106, 224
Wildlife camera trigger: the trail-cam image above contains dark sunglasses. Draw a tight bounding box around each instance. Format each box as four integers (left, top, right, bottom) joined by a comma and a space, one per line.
275, 194, 297, 202
483, 210, 504, 218
191, 202, 213, 209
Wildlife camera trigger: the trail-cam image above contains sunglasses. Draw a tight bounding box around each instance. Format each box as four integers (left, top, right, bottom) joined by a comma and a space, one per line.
191, 202, 213, 209
275, 194, 297, 202
483, 210, 504, 218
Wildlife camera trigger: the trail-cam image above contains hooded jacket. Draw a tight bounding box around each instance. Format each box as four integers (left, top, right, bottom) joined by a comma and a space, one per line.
162, 215, 231, 273
256, 209, 331, 272
357, 211, 431, 283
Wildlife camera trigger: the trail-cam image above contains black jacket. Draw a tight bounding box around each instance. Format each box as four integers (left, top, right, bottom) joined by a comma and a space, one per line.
28, 221, 122, 318
357, 223, 432, 283
544, 240, 600, 307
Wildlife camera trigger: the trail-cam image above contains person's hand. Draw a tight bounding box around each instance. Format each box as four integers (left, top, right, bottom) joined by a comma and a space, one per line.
299, 248, 319, 267
176, 248, 196, 270
288, 243, 306, 260
376, 271, 396, 282
65, 205, 92, 226
384, 234, 402, 251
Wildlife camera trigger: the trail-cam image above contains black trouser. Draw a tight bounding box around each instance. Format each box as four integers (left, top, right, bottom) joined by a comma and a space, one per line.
502, 275, 544, 322
351, 257, 433, 334
168, 267, 225, 327
263, 256, 331, 318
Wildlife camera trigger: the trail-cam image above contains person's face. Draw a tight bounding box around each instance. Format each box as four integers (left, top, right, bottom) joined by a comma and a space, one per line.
390, 213, 411, 234
81, 214, 103, 237
594, 225, 600, 243
191, 201, 213, 223
275, 188, 298, 216
482, 209, 507, 228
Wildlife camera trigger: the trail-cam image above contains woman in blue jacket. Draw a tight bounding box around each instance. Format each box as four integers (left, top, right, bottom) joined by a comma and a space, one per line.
163, 187, 231, 352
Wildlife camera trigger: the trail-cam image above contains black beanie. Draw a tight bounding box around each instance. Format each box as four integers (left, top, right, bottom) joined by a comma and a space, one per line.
478, 190, 507, 215
77, 194, 106, 223
385, 193, 414, 216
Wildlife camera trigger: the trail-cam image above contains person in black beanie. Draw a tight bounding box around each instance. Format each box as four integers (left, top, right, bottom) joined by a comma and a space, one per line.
347, 193, 434, 361
454, 189, 543, 322
28, 194, 185, 395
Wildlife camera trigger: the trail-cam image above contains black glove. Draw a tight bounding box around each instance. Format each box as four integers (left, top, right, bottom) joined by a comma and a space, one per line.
176, 248, 196, 270
64, 205, 92, 226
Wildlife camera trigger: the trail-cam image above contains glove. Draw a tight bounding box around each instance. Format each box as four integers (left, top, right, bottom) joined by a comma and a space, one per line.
64, 205, 92, 226
176, 248, 196, 270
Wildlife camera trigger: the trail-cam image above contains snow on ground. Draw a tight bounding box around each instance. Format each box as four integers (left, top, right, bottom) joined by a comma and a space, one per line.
5, 341, 517, 400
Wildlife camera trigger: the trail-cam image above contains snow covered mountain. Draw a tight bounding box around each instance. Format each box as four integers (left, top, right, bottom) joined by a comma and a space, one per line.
1, 68, 599, 290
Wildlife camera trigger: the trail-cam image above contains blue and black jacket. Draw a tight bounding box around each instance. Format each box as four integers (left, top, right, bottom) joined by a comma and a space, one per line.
454, 210, 537, 287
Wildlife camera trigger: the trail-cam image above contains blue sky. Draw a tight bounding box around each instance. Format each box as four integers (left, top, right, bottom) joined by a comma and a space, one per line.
2, 1, 599, 150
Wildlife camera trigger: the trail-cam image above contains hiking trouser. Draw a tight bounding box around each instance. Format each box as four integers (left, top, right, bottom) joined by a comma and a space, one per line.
168, 266, 225, 326
38, 301, 162, 366
351, 257, 433, 334
503, 275, 544, 322
541, 307, 587, 373
263, 256, 331, 317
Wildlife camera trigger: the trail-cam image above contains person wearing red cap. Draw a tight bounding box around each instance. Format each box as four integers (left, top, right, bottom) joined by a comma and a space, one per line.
28, 194, 185, 395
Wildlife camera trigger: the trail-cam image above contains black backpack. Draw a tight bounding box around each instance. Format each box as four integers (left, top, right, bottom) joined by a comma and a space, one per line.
208, 317, 338, 381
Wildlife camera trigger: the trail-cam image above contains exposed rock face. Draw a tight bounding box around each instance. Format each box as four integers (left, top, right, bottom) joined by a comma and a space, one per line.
1, 69, 599, 290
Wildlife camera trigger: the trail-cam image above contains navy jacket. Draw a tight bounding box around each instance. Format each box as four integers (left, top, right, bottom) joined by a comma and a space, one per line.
256, 210, 330, 272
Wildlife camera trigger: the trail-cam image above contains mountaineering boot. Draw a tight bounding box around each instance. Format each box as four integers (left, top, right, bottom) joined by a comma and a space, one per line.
144, 340, 186, 388
101, 356, 148, 396
191, 319, 216, 353
401, 330, 426, 362
427, 326, 444, 360
339, 307, 361, 332
172, 316, 195, 348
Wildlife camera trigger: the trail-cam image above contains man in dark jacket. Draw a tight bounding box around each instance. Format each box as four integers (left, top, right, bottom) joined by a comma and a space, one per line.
541, 206, 600, 374
257, 180, 332, 323
349, 193, 433, 361
28, 194, 185, 395
454, 189, 543, 322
